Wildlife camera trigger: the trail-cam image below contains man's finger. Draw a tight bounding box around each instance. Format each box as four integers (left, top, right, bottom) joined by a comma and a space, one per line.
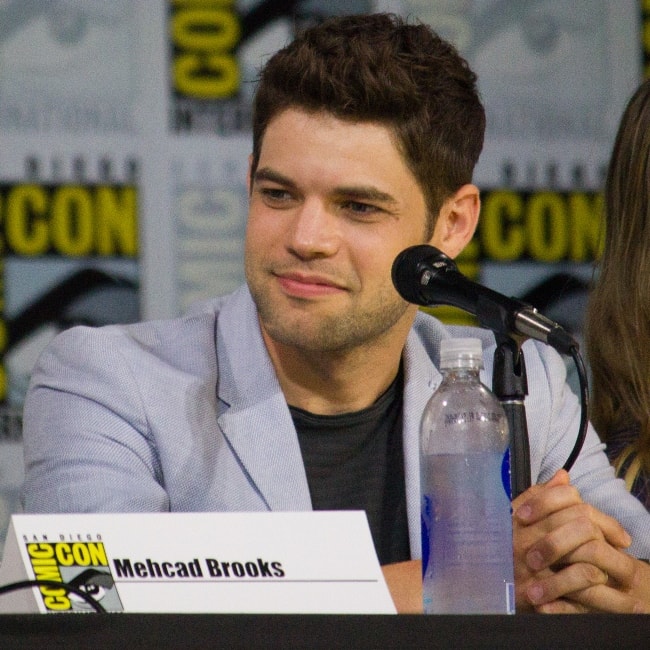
525, 561, 608, 605
514, 492, 631, 550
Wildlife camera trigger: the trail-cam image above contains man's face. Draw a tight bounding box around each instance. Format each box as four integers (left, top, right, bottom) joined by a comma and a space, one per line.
245, 108, 442, 354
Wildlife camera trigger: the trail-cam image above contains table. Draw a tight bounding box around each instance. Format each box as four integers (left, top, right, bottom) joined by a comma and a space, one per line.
1, 613, 648, 649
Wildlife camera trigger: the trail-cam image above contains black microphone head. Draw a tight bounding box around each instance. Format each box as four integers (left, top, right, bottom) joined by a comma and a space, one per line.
391, 244, 457, 305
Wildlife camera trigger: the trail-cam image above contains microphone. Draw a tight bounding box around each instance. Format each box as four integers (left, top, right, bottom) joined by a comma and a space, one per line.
392, 244, 578, 354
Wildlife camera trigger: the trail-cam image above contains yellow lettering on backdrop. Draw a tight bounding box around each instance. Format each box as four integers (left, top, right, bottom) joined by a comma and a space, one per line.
2, 185, 137, 257
480, 191, 525, 260
172, 3, 240, 99
478, 190, 603, 262
6, 185, 49, 256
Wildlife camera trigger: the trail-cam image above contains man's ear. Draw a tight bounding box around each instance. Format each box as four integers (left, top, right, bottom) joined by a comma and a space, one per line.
429, 184, 480, 259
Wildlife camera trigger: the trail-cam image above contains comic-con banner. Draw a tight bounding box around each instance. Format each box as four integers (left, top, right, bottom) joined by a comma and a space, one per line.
0, 1, 145, 134
0, 156, 141, 555
0, 0, 152, 559
168, 0, 397, 134
164, 137, 250, 315
428, 188, 603, 330
0, 0, 646, 562
0, 179, 140, 407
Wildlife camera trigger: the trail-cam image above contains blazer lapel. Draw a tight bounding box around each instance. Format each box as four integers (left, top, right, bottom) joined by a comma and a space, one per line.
214, 287, 312, 512
402, 315, 445, 558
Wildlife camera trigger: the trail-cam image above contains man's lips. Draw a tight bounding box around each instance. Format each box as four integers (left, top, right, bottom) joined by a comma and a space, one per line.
275, 272, 347, 297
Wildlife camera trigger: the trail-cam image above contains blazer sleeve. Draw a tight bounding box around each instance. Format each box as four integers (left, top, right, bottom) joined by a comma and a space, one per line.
524, 340, 650, 558
21, 325, 170, 513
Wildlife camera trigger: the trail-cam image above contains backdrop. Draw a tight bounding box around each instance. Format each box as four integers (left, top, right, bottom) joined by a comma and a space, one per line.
0, 0, 647, 556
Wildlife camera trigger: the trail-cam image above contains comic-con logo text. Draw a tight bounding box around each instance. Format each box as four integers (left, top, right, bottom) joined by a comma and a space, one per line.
0, 184, 137, 257
26, 542, 108, 611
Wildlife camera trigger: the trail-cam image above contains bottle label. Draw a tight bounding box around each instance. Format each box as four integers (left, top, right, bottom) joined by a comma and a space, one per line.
443, 410, 502, 425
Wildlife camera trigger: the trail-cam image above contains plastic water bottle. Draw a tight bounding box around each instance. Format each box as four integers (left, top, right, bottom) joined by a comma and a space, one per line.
421, 337, 515, 614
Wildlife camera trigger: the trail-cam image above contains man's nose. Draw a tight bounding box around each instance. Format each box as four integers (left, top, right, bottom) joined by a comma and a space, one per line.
287, 200, 340, 259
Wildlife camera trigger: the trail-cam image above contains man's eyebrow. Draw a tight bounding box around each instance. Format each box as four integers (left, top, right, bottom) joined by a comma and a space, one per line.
253, 167, 296, 188
254, 168, 397, 205
334, 186, 398, 205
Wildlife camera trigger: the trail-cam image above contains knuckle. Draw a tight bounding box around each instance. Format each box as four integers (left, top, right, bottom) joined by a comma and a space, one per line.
578, 562, 605, 585
573, 510, 600, 538
539, 535, 562, 560
567, 485, 582, 502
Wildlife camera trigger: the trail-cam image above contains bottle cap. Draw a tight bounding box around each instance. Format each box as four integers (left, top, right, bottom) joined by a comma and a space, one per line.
440, 337, 484, 369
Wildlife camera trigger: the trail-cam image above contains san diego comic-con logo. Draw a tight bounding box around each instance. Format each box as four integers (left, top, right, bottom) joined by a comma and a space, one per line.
25, 541, 123, 612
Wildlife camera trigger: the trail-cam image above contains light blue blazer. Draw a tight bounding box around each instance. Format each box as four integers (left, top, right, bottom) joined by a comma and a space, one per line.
22, 285, 650, 557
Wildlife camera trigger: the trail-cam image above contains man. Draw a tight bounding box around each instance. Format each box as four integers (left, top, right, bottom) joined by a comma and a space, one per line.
22, 13, 650, 613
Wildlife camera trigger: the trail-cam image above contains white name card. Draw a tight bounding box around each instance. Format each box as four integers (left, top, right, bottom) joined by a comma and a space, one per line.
0, 511, 396, 614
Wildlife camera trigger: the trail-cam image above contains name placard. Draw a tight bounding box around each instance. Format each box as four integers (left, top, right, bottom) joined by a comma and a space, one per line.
0, 511, 396, 614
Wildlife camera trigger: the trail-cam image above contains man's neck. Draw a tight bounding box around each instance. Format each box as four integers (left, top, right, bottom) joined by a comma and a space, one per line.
262, 331, 409, 416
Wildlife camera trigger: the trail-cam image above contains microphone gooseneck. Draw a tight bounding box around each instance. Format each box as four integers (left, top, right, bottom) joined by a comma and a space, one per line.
391, 244, 578, 355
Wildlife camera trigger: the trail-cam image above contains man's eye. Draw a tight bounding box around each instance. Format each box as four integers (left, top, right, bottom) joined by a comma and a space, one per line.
343, 201, 380, 217
343, 201, 379, 214
258, 187, 294, 204
261, 188, 289, 200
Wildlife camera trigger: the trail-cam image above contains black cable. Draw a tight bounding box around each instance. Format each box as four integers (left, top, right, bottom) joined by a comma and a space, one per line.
0, 579, 107, 613
562, 345, 589, 472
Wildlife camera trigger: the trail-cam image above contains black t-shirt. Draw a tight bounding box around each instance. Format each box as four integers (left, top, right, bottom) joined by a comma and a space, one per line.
290, 370, 410, 565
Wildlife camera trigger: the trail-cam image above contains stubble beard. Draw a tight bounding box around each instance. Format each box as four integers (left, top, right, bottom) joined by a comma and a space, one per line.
247, 269, 411, 354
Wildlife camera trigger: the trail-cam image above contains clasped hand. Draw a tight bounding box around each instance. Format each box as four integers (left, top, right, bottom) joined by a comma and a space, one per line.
512, 469, 650, 613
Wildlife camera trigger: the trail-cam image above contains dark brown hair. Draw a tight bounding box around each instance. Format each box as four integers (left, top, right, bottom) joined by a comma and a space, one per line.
251, 13, 485, 236
585, 78, 650, 475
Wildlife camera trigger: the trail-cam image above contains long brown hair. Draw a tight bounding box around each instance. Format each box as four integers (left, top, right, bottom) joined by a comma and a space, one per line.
585, 78, 650, 475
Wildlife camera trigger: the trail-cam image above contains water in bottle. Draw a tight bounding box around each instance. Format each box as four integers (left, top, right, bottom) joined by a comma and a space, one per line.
421, 337, 515, 614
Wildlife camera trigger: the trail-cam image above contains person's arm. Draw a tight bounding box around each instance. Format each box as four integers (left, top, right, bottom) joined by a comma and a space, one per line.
512, 469, 650, 613
22, 325, 169, 513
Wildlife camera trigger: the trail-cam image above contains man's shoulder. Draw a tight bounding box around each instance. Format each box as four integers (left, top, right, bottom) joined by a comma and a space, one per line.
54, 299, 219, 350
38, 288, 248, 375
